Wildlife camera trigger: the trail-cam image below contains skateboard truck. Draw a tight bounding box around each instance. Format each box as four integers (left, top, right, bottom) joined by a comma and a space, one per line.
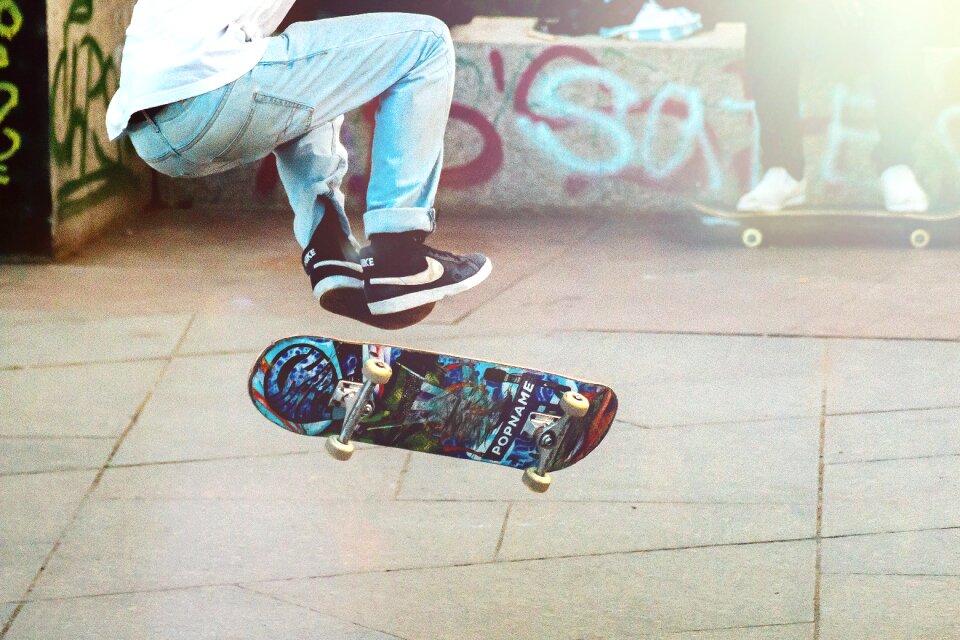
324, 358, 393, 461
522, 391, 590, 493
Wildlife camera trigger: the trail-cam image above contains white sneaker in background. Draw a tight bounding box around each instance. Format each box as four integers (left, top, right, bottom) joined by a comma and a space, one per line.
736, 167, 807, 212
880, 165, 929, 213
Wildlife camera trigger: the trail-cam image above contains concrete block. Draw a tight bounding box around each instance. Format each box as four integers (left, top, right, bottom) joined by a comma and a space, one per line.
826, 339, 960, 414
822, 529, 960, 577
0, 438, 112, 475
5, 586, 394, 640
0, 470, 96, 543
822, 455, 960, 536
251, 541, 815, 639
0, 313, 189, 368
825, 408, 960, 465
0, 361, 164, 438
0, 542, 47, 603
30, 498, 506, 599
819, 574, 960, 640
498, 501, 812, 561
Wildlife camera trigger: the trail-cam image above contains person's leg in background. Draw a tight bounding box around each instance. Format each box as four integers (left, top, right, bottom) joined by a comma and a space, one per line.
866, 2, 930, 212
737, 3, 809, 211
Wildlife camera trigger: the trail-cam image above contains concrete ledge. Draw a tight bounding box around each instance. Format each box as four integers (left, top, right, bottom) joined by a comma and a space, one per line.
158, 17, 960, 215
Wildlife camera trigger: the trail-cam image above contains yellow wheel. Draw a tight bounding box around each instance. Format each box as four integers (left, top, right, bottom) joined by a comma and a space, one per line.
742, 228, 763, 249
325, 436, 355, 461
522, 468, 552, 493
560, 391, 590, 418
910, 229, 930, 249
363, 358, 392, 385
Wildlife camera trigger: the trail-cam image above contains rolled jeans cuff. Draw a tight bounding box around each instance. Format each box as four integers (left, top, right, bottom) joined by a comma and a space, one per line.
363, 207, 437, 238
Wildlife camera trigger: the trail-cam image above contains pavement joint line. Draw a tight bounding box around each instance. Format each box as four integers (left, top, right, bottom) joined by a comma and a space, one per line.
826, 404, 960, 417
0, 356, 170, 372
0, 314, 197, 640
826, 452, 960, 466
392, 452, 413, 500
813, 343, 829, 640
15, 528, 958, 607
626, 414, 821, 431
493, 503, 513, 560
106, 450, 317, 470
677, 620, 815, 634
821, 526, 960, 541
233, 585, 410, 640
823, 572, 960, 578
0, 466, 104, 479
244, 537, 816, 588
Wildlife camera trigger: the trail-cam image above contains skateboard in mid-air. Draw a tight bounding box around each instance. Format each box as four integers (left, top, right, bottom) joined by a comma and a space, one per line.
248, 336, 619, 492
694, 202, 960, 249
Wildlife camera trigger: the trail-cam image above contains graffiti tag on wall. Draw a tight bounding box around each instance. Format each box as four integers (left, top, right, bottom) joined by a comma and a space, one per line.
50, 0, 137, 219
0, 0, 23, 187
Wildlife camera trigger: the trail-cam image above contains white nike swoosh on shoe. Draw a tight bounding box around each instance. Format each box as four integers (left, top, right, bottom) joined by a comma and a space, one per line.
369, 256, 445, 286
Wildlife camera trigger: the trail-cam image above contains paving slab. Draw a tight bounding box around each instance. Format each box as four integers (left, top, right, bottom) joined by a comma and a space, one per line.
0, 438, 113, 475
498, 501, 813, 561
30, 499, 506, 599
825, 407, 960, 465
0, 313, 190, 368
822, 455, 960, 537
4, 586, 396, 640
0, 543, 48, 603
252, 541, 815, 640
672, 623, 813, 640
100, 450, 408, 502
819, 574, 960, 640
400, 418, 819, 505
0, 470, 97, 544
826, 339, 960, 414
822, 529, 960, 577
0, 361, 165, 438
112, 353, 324, 465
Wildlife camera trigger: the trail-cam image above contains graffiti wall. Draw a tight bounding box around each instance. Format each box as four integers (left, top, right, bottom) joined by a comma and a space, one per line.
0, 0, 53, 256
157, 17, 960, 214
0, 0, 145, 258
45, 0, 147, 256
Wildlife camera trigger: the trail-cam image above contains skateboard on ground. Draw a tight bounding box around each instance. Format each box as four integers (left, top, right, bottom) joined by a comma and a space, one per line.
248, 336, 618, 492
693, 202, 960, 249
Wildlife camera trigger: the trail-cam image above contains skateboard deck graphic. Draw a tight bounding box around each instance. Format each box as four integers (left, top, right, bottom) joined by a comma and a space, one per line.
249, 336, 618, 489
694, 202, 960, 249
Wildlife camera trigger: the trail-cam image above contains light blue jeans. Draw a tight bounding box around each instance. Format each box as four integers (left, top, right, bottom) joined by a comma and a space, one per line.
128, 13, 455, 247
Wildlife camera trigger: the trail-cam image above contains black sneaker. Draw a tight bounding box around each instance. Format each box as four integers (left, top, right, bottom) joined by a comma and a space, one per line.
360, 233, 492, 316
302, 213, 363, 299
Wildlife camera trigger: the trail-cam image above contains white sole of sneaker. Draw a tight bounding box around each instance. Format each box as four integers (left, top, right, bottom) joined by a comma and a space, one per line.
313, 276, 364, 299
367, 259, 493, 316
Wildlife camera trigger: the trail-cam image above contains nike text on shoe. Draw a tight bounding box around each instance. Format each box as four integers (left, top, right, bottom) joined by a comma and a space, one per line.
361, 240, 492, 316
302, 225, 363, 300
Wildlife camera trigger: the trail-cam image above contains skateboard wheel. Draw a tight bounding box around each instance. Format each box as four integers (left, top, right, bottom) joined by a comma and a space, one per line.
325, 436, 355, 461
910, 229, 930, 249
741, 228, 763, 249
363, 358, 392, 385
560, 391, 590, 418
522, 468, 552, 493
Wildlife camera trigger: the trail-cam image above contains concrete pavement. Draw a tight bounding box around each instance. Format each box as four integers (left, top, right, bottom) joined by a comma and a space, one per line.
2, 206, 959, 639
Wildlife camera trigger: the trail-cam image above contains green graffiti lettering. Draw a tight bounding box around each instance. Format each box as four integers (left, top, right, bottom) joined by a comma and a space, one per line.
0, 0, 23, 41
0, 81, 17, 185
0, 43, 8, 69
49, 0, 137, 215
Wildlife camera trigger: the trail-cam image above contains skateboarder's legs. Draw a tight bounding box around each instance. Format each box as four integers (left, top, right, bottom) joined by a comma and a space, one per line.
130, 13, 454, 246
